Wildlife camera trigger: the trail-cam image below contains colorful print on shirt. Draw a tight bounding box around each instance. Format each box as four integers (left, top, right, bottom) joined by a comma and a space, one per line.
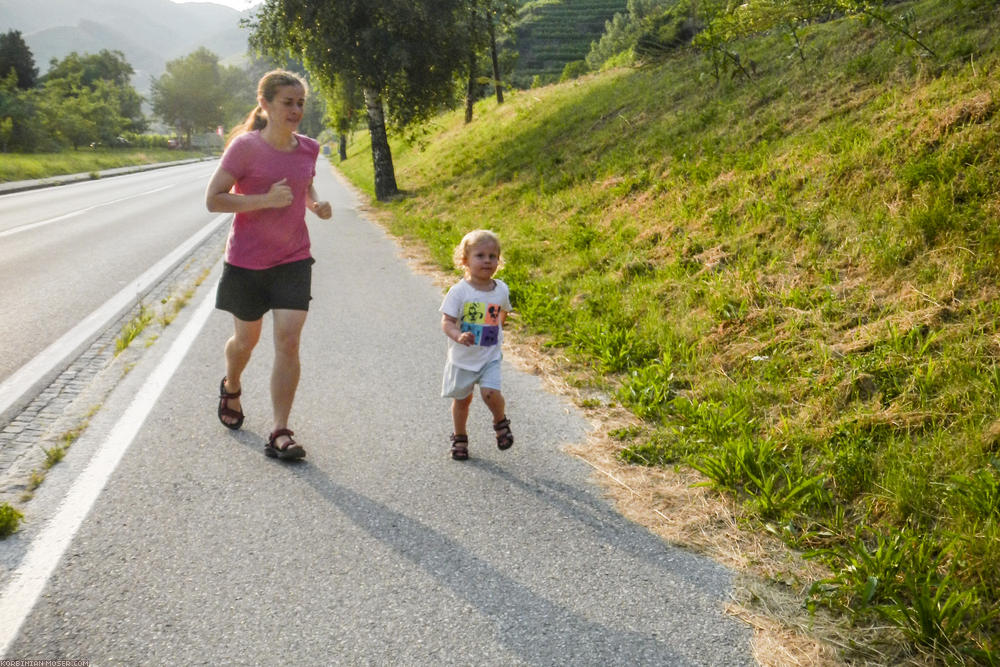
460, 301, 503, 346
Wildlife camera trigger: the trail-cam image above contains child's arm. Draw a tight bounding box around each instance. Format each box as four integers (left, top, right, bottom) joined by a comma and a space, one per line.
442, 314, 474, 346
306, 180, 332, 219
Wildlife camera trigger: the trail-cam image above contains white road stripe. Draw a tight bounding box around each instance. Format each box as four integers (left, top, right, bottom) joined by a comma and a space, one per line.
0, 185, 175, 238
0, 275, 217, 657
0, 213, 231, 420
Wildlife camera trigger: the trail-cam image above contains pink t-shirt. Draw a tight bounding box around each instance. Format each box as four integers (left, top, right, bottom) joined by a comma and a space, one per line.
220, 130, 319, 269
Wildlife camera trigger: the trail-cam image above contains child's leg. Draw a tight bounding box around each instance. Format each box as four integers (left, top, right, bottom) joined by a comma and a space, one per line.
480, 387, 506, 424
452, 393, 474, 435
481, 387, 514, 450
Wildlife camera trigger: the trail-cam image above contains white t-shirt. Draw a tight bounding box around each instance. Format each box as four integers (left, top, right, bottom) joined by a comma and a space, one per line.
440, 278, 512, 371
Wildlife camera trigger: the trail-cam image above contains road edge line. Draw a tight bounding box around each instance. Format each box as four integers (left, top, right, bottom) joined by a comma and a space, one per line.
0, 277, 217, 657
0, 213, 231, 423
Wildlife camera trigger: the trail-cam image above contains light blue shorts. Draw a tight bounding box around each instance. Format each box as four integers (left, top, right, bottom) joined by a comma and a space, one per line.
441, 358, 503, 399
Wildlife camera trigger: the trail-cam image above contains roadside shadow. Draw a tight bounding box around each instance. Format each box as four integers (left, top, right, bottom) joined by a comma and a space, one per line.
283, 464, 705, 665
465, 457, 731, 590
223, 428, 308, 465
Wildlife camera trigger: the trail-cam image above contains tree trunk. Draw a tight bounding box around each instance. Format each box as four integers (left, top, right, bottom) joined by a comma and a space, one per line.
488, 14, 503, 104
465, 51, 477, 124
363, 87, 398, 201
338, 133, 347, 161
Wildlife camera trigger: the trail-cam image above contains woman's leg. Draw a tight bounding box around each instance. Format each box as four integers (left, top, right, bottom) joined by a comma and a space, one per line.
270, 308, 308, 446
221, 316, 262, 425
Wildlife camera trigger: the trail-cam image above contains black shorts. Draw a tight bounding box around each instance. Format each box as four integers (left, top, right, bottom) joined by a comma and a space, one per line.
215, 258, 315, 322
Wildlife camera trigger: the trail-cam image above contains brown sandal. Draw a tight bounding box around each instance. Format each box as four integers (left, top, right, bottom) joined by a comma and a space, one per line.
450, 434, 469, 460
266, 428, 306, 460
494, 417, 514, 450
218, 377, 244, 430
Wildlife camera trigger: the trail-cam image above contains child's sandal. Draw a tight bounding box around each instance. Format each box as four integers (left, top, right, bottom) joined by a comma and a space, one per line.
450, 434, 469, 460
493, 417, 514, 450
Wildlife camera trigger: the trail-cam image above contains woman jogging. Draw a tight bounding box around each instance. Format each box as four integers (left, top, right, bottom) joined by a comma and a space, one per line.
207, 69, 332, 461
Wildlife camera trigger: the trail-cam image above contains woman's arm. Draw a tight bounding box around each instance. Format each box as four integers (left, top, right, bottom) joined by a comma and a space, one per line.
205, 165, 293, 213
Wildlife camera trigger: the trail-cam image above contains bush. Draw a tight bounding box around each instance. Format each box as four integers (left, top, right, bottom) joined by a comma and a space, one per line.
559, 60, 590, 82
0, 502, 23, 537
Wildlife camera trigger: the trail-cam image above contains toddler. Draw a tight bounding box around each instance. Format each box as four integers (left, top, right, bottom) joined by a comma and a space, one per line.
440, 230, 514, 460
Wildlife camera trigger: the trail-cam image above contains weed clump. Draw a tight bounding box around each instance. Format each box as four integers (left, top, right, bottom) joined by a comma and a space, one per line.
0, 502, 23, 538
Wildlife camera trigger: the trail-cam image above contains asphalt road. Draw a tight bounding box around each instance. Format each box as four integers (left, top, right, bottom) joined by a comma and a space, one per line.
0, 161, 221, 381
0, 160, 755, 664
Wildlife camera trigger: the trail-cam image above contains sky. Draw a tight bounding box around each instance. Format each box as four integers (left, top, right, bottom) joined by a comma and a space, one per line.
170, 0, 259, 10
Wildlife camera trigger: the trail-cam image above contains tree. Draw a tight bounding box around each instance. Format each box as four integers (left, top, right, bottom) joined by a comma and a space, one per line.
249, 0, 472, 200
0, 30, 37, 90
484, 0, 518, 104
218, 64, 258, 130
0, 70, 29, 151
460, 0, 519, 123
323, 72, 363, 161
34, 74, 123, 149
151, 48, 226, 147
42, 50, 145, 132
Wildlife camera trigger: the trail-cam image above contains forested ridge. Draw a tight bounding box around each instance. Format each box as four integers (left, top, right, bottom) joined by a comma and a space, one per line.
510, 0, 627, 86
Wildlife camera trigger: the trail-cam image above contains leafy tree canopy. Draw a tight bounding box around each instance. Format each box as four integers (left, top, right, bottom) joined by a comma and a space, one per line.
249, 0, 471, 128
0, 30, 38, 90
41, 50, 145, 132
151, 47, 229, 146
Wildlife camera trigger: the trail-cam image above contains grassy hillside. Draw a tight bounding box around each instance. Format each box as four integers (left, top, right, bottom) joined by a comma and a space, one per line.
510, 0, 626, 86
339, 0, 1000, 662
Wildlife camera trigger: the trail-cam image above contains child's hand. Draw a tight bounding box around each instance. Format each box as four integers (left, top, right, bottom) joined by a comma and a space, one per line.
457, 331, 475, 346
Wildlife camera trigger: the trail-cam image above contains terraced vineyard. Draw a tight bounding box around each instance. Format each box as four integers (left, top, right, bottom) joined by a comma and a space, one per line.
510, 0, 626, 86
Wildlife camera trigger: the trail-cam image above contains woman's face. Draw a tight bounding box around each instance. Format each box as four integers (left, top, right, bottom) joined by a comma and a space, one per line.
261, 83, 306, 133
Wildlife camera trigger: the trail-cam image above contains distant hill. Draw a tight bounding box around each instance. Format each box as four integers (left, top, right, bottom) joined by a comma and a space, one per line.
510, 0, 626, 86
0, 0, 255, 94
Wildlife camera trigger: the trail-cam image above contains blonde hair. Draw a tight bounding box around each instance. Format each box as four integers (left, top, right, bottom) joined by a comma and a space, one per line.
227, 69, 307, 145
453, 229, 503, 275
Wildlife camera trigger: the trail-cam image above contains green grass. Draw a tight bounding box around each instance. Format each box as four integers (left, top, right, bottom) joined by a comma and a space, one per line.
338, 0, 1000, 660
0, 503, 23, 537
114, 303, 154, 355
0, 148, 207, 183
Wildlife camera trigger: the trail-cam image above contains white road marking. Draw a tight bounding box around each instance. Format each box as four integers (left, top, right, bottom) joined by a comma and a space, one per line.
0, 274, 217, 657
0, 185, 175, 238
0, 213, 231, 420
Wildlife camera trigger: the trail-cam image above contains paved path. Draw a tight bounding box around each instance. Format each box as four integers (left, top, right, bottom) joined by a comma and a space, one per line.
1, 162, 755, 664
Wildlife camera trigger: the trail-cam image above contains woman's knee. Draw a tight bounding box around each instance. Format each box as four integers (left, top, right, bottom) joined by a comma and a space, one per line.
231, 318, 262, 348
272, 310, 307, 355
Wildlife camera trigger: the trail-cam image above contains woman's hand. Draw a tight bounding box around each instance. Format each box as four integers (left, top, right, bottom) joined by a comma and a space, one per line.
310, 200, 333, 219
266, 178, 294, 208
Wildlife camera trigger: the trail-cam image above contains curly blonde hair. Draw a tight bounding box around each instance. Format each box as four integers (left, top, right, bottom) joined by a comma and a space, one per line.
452, 229, 503, 275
